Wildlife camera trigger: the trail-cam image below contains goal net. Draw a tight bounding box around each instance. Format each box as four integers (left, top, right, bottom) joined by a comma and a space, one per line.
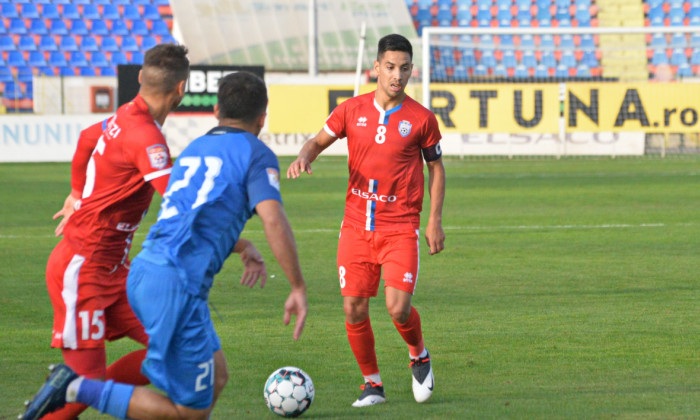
420, 25, 700, 157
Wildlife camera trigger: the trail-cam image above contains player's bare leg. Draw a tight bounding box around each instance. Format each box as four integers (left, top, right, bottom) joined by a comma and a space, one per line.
386, 287, 434, 403
344, 296, 385, 407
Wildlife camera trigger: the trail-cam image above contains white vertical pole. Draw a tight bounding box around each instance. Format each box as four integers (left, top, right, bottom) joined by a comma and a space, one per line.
308, 0, 317, 77
354, 22, 367, 97
422, 27, 431, 109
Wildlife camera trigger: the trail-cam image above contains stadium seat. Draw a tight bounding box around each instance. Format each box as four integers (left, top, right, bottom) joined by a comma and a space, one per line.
40, 3, 59, 19
110, 51, 128, 66
101, 36, 119, 51
493, 64, 508, 77
18, 35, 37, 51
90, 19, 110, 36
28, 18, 48, 35
123, 5, 141, 20
81, 36, 99, 51
77, 66, 95, 76
502, 50, 517, 67
98, 66, 116, 76
142, 5, 161, 20
481, 50, 496, 68
49, 51, 68, 67
473, 64, 488, 76
581, 51, 598, 67
541, 51, 557, 67
1, 3, 18, 18
60, 36, 79, 52
62, 3, 80, 19
131, 20, 150, 36
121, 36, 139, 51
152, 20, 172, 36
692, 49, 700, 65
49, 19, 69, 35
9, 18, 28, 34
554, 64, 569, 77
129, 51, 144, 64
141, 35, 157, 50
7, 50, 26, 66
560, 35, 575, 48
514, 64, 529, 78
3, 82, 23, 100
59, 66, 75, 76
651, 49, 669, 65
38, 35, 58, 51
522, 50, 537, 67
82, 4, 101, 20
677, 62, 692, 77
159, 34, 176, 45
0, 67, 14, 83
577, 64, 591, 77
560, 50, 576, 67
102, 5, 120, 20
21, 3, 39, 18
28, 51, 46, 66
453, 64, 469, 80
111, 20, 130, 36
37, 66, 54, 76
0, 35, 16, 50
670, 48, 687, 65
647, 5, 664, 20
16, 66, 33, 82
534, 64, 548, 78
70, 19, 89, 36
90, 51, 109, 67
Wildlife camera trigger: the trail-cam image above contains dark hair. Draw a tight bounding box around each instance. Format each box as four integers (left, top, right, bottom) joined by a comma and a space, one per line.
217, 71, 268, 123
377, 34, 413, 61
141, 43, 190, 93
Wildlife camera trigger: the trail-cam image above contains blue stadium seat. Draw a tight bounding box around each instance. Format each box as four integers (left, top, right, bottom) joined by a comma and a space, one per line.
153, 0, 170, 5
520, 34, 535, 47
9, 18, 28, 34
69, 51, 88, 67
123, 5, 141, 20
99, 66, 116, 76
129, 51, 144, 64
49, 51, 68, 67
560, 35, 575, 48
121, 36, 139, 51
1, 3, 18, 18
677, 62, 692, 77
670, 48, 687, 66
651, 50, 668, 65
577, 64, 591, 77
522, 50, 537, 67
59, 66, 75, 76
0, 66, 14, 83
502, 50, 517, 67
90, 51, 109, 67
111, 20, 129, 36
29, 18, 48, 35
152, 20, 172, 36
141, 35, 157, 50
533, 64, 548, 78
21, 3, 39, 18
4, 82, 24, 100
500, 35, 514, 46
582, 51, 598, 67
540, 35, 555, 48
61, 4, 80, 19
514, 64, 529, 78
16, 66, 33, 82
7, 50, 26, 66
480, 35, 495, 47
37, 66, 54, 76
669, 33, 686, 48
72, 0, 91, 4
493, 64, 507, 77
60, 36, 79, 51
481, 50, 496, 68
131, 20, 150, 36
554, 64, 569, 78
560, 50, 576, 67
70, 19, 89, 36
417, 0, 432, 7
90, 19, 110, 36
28, 51, 46, 66
453, 64, 469, 80
541, 51, 557, 67
41, 3, 59, 19
39, 35, 58, 51
647, 5, 664, 20
159, 34, 176, 44
473, 64, 488, 76
143, 5, 161, 20
574, 8, 590, 25
81, 36, 99, 51
102, 4, 120, 20
49, 19, 69, 35
101, 36, 119, 51
111, 51, 128, 66
53, 0, 70, 4
0, 35, 16, 51
77, 66, 95, 76
579, 34, 595, 48
18, 35, 37, 51
82, 4, 101, 20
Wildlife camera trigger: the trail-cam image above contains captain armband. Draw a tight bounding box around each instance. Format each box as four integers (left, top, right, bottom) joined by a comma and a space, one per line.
421, 142, 442, 162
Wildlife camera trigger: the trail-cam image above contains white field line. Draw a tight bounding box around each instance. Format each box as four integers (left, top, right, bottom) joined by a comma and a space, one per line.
0, 222, 693, 239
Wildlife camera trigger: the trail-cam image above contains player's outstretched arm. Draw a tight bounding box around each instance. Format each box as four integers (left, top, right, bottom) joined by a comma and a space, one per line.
233, 238, 268, 288
255, 199, 308, 340
52, 193, 80, 237
286, 129, 337, 179
425, 158, 446, 255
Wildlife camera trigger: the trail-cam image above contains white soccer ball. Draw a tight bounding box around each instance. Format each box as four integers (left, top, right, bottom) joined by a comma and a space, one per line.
263, 366, 314, 417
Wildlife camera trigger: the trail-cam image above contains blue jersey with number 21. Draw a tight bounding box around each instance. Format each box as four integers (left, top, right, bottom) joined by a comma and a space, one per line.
138, 126, 282, 297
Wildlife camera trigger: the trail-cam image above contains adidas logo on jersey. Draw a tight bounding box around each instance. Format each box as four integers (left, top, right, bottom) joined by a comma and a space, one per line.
357, 116, 367, 127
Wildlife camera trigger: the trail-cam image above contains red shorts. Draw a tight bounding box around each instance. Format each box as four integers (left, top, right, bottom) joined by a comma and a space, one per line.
46, 239, 145, 349
336, 223, 420, 297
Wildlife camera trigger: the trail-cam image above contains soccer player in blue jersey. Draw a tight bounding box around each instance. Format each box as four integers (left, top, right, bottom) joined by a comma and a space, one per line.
21, 72, 308, 420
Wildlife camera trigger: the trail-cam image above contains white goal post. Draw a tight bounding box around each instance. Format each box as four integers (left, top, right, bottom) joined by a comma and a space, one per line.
420, 25, 700, 157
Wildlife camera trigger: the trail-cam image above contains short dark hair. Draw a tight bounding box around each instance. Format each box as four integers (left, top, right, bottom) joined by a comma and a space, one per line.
141, 43, 190, 94
217, 71, 268, 123
377, 34, 413, 61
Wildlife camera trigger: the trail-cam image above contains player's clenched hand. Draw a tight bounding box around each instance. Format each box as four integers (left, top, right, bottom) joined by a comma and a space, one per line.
53, 194, 79, 237
425, 220, 445, 255
283, 287, 308, 340
286, 157, 313, 179
238, 240, 267, 288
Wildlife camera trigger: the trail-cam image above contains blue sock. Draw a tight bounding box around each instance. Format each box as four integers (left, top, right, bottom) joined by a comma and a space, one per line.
76, 378, 105, 407
98, 380, 135, 420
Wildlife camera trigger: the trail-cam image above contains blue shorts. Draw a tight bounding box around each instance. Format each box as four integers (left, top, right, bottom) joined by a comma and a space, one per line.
126, 256, 221, 410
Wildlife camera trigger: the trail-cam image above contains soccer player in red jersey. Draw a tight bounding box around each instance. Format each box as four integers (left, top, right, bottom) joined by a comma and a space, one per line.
41, 44, 191, 420
287, 33, 445, 406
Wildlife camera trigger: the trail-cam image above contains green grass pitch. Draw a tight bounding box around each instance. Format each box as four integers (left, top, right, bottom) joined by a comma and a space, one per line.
1, 156, 699, 419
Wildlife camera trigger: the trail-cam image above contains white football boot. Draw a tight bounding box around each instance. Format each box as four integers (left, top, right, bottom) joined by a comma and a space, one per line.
410, 350, 434, 403
351, 380, 386, 407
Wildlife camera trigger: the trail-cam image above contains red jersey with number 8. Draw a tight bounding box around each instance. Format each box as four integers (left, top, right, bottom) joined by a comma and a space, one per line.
324, 91, 441, 232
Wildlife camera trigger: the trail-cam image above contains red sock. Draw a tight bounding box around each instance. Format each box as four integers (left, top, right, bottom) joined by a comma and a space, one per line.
393, 306, 425, 359
41, 349, 149, 420
346, 318, 379, 376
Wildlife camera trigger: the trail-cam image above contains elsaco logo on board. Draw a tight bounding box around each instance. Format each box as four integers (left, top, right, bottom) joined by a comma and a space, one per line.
430, 83, 700, 134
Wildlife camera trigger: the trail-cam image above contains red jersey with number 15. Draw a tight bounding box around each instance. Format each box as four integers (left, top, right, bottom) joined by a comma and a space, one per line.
324, 91, 441, 232
63, 95, 173, 267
